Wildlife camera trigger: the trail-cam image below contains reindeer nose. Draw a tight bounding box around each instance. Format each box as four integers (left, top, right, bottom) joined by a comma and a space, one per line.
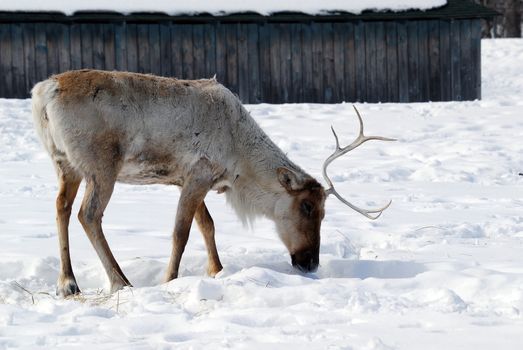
291, 250, 319, 273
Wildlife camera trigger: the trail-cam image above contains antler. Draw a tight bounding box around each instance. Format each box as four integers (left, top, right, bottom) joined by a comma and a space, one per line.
322, 106, 396, 220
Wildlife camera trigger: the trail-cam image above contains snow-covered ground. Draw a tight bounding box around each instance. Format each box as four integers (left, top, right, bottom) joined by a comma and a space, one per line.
1, 39, 522, 349
2, 0, 447, 16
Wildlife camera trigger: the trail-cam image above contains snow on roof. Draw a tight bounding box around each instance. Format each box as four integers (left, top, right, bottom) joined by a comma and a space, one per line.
1, 0, 448, 16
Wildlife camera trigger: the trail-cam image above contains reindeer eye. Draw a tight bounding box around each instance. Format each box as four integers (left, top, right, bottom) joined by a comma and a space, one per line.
300, 201, 313, 217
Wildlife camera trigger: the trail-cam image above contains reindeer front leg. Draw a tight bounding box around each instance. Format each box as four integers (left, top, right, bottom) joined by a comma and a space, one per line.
194, 201, 223, 277
164, 159, 216, 282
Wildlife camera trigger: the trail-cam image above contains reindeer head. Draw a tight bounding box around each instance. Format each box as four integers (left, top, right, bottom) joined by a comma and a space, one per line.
275, 168, 326, 272
275, 106, 395, 273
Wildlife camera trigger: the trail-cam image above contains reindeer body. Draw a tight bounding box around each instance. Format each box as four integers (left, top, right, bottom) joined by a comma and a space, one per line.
32, 70, 325, 296
33, 70, 297, 190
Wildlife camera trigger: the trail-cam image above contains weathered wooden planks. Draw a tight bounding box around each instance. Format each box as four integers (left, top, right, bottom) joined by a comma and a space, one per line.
300, 22, 313, 103
0, 24, 13, 97
237, 23, 249, 102
375, 22, 387, 102
22, 23, 37, 96
225, 23, 239, 97
290, 23, 303, 103
148, 24, 161, 76
342, 22, 356, 102
0, 19, 483, 102
280, 23, 292, 103
192, 24, 205, 79
114, 23, 127, 71
397, 21, 409, 102
311, 22, 323, 103
365, 21, 378, 102
470, 20, 482, 100
428, 20, 441, 101
137, 24, 150, 74
203, 23, 216, 79
450, 20, 462, 101
170, 24, 183, 78
322, 23, 335, 103
385, 22, 399, 102
354, 21, 366, 102
247, 23, 261, 103
125, 23, 138, 72
269, 22, 282, 103
92, 24, 105, 70
332, 23, 345, 103
159, 23, 171, 77
460, 20, 474, 101
70, 24, 82, 70
439, 20, 452, 101
11, 23, 25, 97
418, 21, 430, 101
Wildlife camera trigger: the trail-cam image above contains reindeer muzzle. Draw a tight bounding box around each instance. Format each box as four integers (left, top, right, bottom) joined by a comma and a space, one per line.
291, 250, 319, 273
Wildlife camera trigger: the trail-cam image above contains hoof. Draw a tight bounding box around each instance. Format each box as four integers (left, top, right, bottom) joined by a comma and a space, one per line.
56, 278, 81, 297
110, 280, 133, 294
207, 263, 223, 278
164, 271, 179, 283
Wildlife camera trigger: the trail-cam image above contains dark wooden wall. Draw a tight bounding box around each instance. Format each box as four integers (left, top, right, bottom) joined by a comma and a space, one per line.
0, 18, 482, 103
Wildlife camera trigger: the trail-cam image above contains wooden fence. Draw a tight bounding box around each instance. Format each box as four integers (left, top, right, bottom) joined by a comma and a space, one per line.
0, 18, 482, 103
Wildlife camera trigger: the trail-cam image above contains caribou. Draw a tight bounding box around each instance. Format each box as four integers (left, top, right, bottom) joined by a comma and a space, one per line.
31, 70, 394, 297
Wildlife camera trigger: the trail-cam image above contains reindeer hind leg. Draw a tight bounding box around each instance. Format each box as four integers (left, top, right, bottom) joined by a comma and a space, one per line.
77, 173, 132, 293
54, 159, 82, 297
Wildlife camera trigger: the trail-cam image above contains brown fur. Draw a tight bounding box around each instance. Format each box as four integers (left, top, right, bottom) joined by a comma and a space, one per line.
55, 69, 216, 103
291, 183, 325, 252
55, 170, 82, 296
93, 131, 124, 168
56, 70, 118, 101
77, 173, 132, 293
194, 202, 223, 276
278, 177, 324, 248
121, 148, 180, 185
164, 158, 218, 281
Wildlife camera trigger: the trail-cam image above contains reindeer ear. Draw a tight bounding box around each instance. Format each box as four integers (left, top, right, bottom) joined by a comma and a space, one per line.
277, 167, 302, 192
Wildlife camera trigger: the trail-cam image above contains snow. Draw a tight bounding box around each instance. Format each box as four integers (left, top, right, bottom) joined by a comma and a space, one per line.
1, 0, 447, 16
1, 38, 523, 349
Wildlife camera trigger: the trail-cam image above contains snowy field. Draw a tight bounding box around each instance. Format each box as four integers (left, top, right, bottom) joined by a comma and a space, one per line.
1, 39, 523, 349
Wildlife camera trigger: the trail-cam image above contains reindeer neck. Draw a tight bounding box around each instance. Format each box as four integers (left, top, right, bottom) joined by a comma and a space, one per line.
224, 108, 308, 222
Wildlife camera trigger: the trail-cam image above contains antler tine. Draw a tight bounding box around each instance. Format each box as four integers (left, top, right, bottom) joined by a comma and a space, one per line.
330, 126, 341, 150
322, 105, 395, 220
353, 105, 365, 138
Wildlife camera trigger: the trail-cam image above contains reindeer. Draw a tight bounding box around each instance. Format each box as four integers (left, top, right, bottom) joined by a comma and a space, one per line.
31, 70, 394, 297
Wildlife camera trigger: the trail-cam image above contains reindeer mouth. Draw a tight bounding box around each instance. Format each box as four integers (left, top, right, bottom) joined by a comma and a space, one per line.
291, 251, 319, 273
